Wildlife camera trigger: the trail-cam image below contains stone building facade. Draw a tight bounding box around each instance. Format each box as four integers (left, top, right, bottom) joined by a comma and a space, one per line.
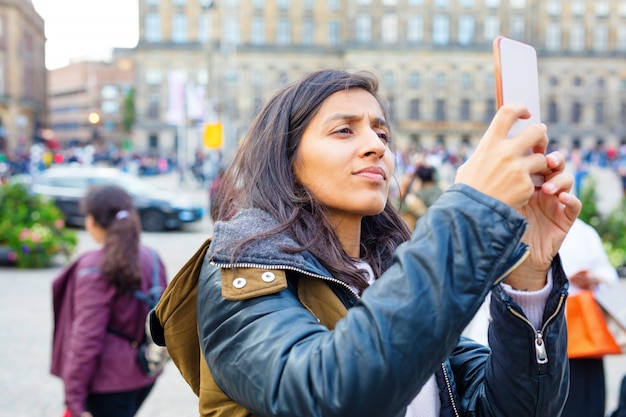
129, 0, 626, 156
0, 0, 46, 153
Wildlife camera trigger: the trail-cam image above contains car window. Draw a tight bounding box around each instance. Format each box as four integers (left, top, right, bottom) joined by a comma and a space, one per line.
41, 177, 90, 189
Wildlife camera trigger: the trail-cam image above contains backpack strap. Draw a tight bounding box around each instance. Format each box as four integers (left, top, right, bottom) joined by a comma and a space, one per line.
134, 248, 163, 309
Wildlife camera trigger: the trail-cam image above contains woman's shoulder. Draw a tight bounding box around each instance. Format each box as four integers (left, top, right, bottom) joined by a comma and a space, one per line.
74, 249, 103, 268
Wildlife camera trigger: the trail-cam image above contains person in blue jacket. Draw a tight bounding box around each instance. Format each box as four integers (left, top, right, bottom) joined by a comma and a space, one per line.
197, 69, 581, 417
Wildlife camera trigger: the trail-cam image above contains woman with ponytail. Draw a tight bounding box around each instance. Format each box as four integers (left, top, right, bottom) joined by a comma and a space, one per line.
51, 185, 168, 417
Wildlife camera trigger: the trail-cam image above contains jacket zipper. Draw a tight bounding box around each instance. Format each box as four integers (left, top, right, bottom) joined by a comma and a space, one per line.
506, 292, 566, 368
441, 363, 461, 417
209, 261, 360, 299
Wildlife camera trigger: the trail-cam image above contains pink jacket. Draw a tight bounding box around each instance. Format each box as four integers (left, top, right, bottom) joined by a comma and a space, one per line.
51, 245, 168, 417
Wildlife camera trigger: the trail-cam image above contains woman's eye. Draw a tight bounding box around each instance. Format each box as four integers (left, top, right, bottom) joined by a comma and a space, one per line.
334, 127, 352, 135
377, 132, 390, 143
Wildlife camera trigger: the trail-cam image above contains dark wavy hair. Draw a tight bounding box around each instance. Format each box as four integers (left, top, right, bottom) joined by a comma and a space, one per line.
81, 184, 142, 293
215, 69, 412, 294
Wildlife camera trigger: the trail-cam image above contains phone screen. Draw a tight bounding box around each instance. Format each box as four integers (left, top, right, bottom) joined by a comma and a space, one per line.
493, 36, 541, 139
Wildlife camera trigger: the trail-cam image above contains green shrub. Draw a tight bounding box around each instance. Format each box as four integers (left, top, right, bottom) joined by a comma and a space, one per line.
578, 176, 626, 271
0, 182, 77, 268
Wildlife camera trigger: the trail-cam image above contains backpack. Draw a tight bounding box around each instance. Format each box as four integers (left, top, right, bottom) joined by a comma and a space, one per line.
110, 248, 170, 377
149, 238, 348, 416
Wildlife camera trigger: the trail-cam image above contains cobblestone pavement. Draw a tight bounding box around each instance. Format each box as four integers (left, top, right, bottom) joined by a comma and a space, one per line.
1, 172, 625, 416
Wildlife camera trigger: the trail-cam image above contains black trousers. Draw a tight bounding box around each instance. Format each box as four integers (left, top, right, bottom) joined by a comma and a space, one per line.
85, 383, 154, 417
562, 358, 605, 417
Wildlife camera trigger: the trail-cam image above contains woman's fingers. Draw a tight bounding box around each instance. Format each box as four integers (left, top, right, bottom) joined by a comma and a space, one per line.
481, 103, 531, 148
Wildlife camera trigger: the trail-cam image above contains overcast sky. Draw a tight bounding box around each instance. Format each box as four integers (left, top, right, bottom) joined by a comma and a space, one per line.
31, 0, 139, 69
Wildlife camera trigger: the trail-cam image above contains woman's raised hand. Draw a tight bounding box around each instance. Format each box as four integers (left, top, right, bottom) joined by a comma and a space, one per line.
454, 103, 549, 210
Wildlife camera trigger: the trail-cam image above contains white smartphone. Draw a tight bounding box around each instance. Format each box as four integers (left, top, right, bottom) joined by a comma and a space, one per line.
493, 36, 544, 185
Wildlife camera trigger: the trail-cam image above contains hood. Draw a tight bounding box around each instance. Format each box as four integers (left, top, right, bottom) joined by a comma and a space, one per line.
208, 208, 328, 275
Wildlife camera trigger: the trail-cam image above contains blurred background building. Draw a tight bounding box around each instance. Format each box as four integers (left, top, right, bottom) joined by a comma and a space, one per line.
0, 0, 46, 154
9, 0, 626, 158
48, 60, 135, 155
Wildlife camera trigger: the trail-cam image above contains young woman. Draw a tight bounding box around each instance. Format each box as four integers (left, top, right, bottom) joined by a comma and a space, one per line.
51, 185, 168, 417
197, 69, 580, 416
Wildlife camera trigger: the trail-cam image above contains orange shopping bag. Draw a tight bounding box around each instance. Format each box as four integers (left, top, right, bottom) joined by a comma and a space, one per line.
565, 290, 621, 358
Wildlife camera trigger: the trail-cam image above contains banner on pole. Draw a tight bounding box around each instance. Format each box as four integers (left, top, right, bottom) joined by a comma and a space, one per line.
203, 122, 223, 149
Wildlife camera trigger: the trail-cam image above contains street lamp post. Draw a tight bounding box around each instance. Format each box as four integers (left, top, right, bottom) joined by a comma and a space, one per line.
88, 112, 100, 143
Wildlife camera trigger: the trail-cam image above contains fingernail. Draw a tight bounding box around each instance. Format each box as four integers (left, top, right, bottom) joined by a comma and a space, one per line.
544, 182, 557, 193
546, 154, 558, 165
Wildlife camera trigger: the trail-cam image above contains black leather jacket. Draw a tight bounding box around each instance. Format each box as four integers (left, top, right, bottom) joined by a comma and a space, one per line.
197, 184, 569, 417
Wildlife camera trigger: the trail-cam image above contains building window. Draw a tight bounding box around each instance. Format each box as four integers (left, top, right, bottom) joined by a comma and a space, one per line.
146, 0, 159, 5
382, 14, 398, 43
484, 0, 499, 8
387, 97, 396, 121
546, 0, 561, 16
549, 75, 559, 86
546, 23, 561, 51
278, 0, 290, 10
278, 71, 288, 86
383, 0, 398, 4
198, 15, 209, 43
253, 0, 264, 9
0, 59, 4, 96
460, 72, 471, 88
409, 99, 420, 120
173, 0, 185, 5
483, 15, 499, 41
621, 102, 626, 124
304, 0, 314, 10
172, 14, 188, 43
146, 14, 161, 42
435, 72, 446, 85
328, 0, 340, 10
460, 99, 471, 121
357, 0, 372, 4
329, 21, 340, 45
407, 15, 424, 43
548, 100, 558, 123
101, 85, 119, 99
458, 0, 474, 7
408, 0, 423, 5
434, 0, 448, 7
595, 102, 604, 124
618, 27, 626, 51
570, 23, 584, 51
356, 14, 372, 42
252, 17, 265, 44
148, 95, 160, 119
485, 98, 496, 122
571, 0, 585, 16
384, 71, 395, 88
224, 15, 240, 45
435, 99, 446, 121
433, 15, 450, 45
458, 15, 474, 45
594, 25, 608, 52
145, 69, 162, 85
277, 19, 291, 44
620, 1, 626, 16
573, 76, 583, 86
303, 19, 314, 44
595, 1, 610, 17
510, 15, 524, 40
571, 102, 582, 123
409, 71, 420, 88
510, 0, 525, 8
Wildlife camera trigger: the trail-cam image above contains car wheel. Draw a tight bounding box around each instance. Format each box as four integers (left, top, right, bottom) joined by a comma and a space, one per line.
141, 209, 166, 232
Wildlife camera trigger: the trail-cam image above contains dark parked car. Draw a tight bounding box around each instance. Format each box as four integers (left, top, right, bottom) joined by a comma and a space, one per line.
30, 166, 204, 232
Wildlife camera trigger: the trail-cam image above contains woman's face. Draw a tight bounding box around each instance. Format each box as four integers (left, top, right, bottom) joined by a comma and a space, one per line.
293, 88, 394, 221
